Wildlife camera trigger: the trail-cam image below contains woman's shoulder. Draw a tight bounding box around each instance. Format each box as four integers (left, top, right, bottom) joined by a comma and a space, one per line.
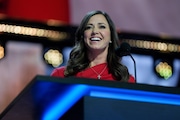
128, 75, 136, 83
51, 66, 66, 77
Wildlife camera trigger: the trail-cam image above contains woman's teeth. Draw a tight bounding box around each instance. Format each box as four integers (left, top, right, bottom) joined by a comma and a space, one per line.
91, 38, 101, 41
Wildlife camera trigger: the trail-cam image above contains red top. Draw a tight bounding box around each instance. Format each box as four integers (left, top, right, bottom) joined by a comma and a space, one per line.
51, 63, 135, 83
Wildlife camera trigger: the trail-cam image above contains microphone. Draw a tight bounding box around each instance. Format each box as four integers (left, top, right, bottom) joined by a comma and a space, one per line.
115, 42, 137, 82
115, 42, 131, 57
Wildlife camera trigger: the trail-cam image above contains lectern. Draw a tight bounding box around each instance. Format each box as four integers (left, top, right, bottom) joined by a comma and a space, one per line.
0, 75, 180, 120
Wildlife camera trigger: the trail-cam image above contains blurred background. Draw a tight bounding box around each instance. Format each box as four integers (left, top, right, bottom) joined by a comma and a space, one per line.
0, 0, 180, 113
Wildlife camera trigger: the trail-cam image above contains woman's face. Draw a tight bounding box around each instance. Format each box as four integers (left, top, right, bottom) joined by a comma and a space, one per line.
84, 14, 111, 52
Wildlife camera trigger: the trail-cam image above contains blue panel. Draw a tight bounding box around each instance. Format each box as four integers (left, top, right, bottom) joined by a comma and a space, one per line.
40, 83, 180, 120
89, 86, 180, 105
42, 84, 89, 120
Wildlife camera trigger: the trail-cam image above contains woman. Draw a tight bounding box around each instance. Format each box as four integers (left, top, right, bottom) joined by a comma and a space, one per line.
51, 10, 135, 83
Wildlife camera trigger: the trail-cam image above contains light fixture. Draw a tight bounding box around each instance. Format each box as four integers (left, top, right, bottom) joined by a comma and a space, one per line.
0, 40, 5, 60
43, 48, 63, 67
0, 23, 70, 41
154, 57, 173, 80
124, 39, 180, 53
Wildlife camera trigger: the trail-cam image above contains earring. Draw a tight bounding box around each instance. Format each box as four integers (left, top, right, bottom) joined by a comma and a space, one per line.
109, 40, 112, 43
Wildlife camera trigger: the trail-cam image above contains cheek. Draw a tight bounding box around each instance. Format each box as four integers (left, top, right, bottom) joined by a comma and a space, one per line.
103, 31, 111, 41
83, 33, 89, 44
84, 31, 91, 38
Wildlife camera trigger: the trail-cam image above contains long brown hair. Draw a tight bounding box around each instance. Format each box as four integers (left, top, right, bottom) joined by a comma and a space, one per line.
64, 10, 130, 81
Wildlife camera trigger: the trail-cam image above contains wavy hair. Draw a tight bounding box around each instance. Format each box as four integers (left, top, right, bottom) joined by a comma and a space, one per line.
64, 10, 130, 81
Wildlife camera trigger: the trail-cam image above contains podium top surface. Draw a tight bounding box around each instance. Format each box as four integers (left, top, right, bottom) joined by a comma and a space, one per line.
1, 75, 180, 120
36, 75, 180, 94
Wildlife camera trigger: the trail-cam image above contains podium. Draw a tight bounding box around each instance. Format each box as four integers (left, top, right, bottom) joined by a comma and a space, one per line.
0, 75, 180, 120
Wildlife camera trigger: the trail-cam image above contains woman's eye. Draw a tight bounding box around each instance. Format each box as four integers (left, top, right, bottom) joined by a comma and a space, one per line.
99, 25, 106, 29
85, 26, 92, 30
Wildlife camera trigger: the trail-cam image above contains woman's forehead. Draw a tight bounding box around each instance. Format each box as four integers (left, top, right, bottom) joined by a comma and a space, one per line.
88, 14, 108, 23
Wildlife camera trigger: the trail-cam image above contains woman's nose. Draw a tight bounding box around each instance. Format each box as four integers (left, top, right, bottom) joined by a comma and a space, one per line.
92, 28, 99, 34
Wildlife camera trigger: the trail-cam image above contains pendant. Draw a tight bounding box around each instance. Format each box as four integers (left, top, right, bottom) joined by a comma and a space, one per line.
97, 75, 101, 79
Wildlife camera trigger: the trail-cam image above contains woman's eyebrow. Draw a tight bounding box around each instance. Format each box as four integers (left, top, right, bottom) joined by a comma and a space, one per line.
98, 23, 107, 25
86, 23, 93, 25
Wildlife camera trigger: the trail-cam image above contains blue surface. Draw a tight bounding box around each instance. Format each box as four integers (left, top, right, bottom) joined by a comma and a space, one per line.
34, 81, 180, 120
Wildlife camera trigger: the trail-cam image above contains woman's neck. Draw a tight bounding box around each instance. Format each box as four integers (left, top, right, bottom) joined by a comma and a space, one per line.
88, 49, 108, 67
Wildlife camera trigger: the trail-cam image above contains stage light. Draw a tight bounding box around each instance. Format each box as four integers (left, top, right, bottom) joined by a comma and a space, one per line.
43, 49, 63, 67
154, 58, 173, 80
0, 23, 69, 41
0, 45, 5, 60
124, 39, 180, 53
0, 39, 5, 60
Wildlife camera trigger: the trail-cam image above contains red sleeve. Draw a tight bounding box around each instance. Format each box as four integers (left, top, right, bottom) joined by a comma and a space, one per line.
128, 75, 136, 83
51, 66, 65, 78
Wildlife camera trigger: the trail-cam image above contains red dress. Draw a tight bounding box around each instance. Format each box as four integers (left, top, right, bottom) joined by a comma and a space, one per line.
51, 63, 135, 83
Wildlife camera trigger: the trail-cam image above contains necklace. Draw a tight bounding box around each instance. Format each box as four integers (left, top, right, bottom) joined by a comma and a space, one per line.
90, 65, 107, 79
